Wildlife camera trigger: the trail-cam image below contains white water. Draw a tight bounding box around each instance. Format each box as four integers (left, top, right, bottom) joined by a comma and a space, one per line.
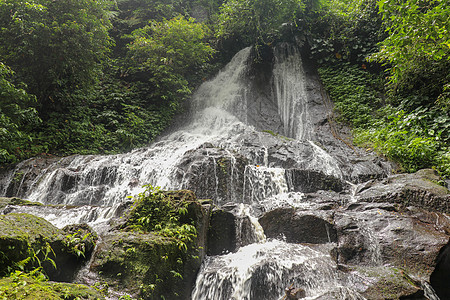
273, 43, 312, 140
192, 240, 365, 300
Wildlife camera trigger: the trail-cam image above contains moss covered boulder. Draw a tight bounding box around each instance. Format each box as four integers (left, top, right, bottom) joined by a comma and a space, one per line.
0, 213, 97, 282
0, 197, 42, 211
0, 276, 104, 299
91, 189, 211, 300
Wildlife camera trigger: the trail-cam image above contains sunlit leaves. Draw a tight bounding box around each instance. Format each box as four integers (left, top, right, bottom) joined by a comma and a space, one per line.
369, 0, 449, 88
127, 16, 214, 102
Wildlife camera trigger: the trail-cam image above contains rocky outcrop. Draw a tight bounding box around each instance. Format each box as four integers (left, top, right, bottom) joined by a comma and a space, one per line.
175, 145, 248, 205
259, 208, 337, 244
286, 169, 344, 193
357, 169, 450, 213
0, 212, 96, 282
90, 190, 211, 300
251, 169, 450, 299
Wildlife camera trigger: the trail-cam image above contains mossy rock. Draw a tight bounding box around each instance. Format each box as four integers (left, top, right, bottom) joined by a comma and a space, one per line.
0, 213, 96, 281
92, 189, 210, 299
0, 197, 43, 210
0, 276, 105, 299
91, 231, 188, 299
358, 267, 423, 299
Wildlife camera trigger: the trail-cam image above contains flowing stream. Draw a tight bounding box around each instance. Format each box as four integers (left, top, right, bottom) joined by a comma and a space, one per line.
0, 43, 396, 299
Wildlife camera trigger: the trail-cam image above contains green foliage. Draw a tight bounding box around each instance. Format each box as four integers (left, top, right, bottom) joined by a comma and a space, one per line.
126, 185, 197, 252
215, 0, 304, 46
318, 63, 383, 127
0, 273, 106, 299
0, 0, 113, 107
30, 74, 178, 154
309, 0, 385, 64
0, 62, 41, 164
319, 61, 450, 177
354, 107, 450, 176
369, 0, 450, 92
127, 16, 215, 103
0, 240, 56, 280
63, 231, 92, 258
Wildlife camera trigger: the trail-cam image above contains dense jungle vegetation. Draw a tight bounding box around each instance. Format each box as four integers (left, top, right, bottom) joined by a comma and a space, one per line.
0, 0, 449, 177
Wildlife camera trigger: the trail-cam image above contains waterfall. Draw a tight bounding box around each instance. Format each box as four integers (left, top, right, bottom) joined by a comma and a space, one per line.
272, 43, 312, 140
0, 43, 397, 299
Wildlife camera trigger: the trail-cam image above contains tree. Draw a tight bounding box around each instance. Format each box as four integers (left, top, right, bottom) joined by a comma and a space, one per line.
0, 0, 113, 112
0, 62, 41, 163
127, 16, 215, 103
215, 0, 305, 46
369, 0, 450, 99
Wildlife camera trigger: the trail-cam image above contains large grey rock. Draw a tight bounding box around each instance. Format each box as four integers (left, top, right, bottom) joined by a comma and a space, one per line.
333, 202, 449, 278
207, 206, 257, 255
357, 169, 450, 213
259, 207, 337, 244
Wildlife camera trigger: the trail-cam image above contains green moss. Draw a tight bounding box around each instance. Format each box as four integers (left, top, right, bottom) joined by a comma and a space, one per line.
262, 130, 291, 141
0, 276, 105, 299
357, 267, 420, 299
0, 197, 43, 210
92, 231, 185, 299
93, 188, 206, 299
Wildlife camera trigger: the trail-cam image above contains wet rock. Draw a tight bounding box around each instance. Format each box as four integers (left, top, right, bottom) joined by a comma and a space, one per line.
430, 240, 450, 299
287, 169, 344, 193
91, 190, 211, 300
0, 196, 43, 211
333, 203, 449, 278
0, 213, 96, 282
357, 169, 450, 213
259, 208, 337, 244
285, 286, 306, 299
207, 207, 257, 255
176, 145, 248, 205
0, 155, 74, 198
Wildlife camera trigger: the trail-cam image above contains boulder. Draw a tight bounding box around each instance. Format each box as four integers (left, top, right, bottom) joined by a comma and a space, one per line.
0, 213, 96, 282
0, 276, 105, 299
259, 208, 337, 244
90, 190, 211, 300
430, 240, 450, 299
207, 206, 257, 255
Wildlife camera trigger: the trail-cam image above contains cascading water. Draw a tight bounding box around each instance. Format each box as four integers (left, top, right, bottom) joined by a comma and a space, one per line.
0, 43, 398, 299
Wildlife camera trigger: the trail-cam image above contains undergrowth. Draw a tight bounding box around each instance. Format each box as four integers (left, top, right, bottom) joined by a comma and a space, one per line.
319, 63, 450, 178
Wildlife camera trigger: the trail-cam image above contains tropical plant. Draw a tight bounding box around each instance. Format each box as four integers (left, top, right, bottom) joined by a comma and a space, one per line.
0, 0, 113, 111
0, 62, 41, 164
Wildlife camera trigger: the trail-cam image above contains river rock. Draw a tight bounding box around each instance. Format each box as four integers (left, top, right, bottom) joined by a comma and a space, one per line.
357, 169, 450, 213
0, 213, 96, 282
259, 207, 337, 244
207, 206, 257, 255
90, 190, 211, 300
